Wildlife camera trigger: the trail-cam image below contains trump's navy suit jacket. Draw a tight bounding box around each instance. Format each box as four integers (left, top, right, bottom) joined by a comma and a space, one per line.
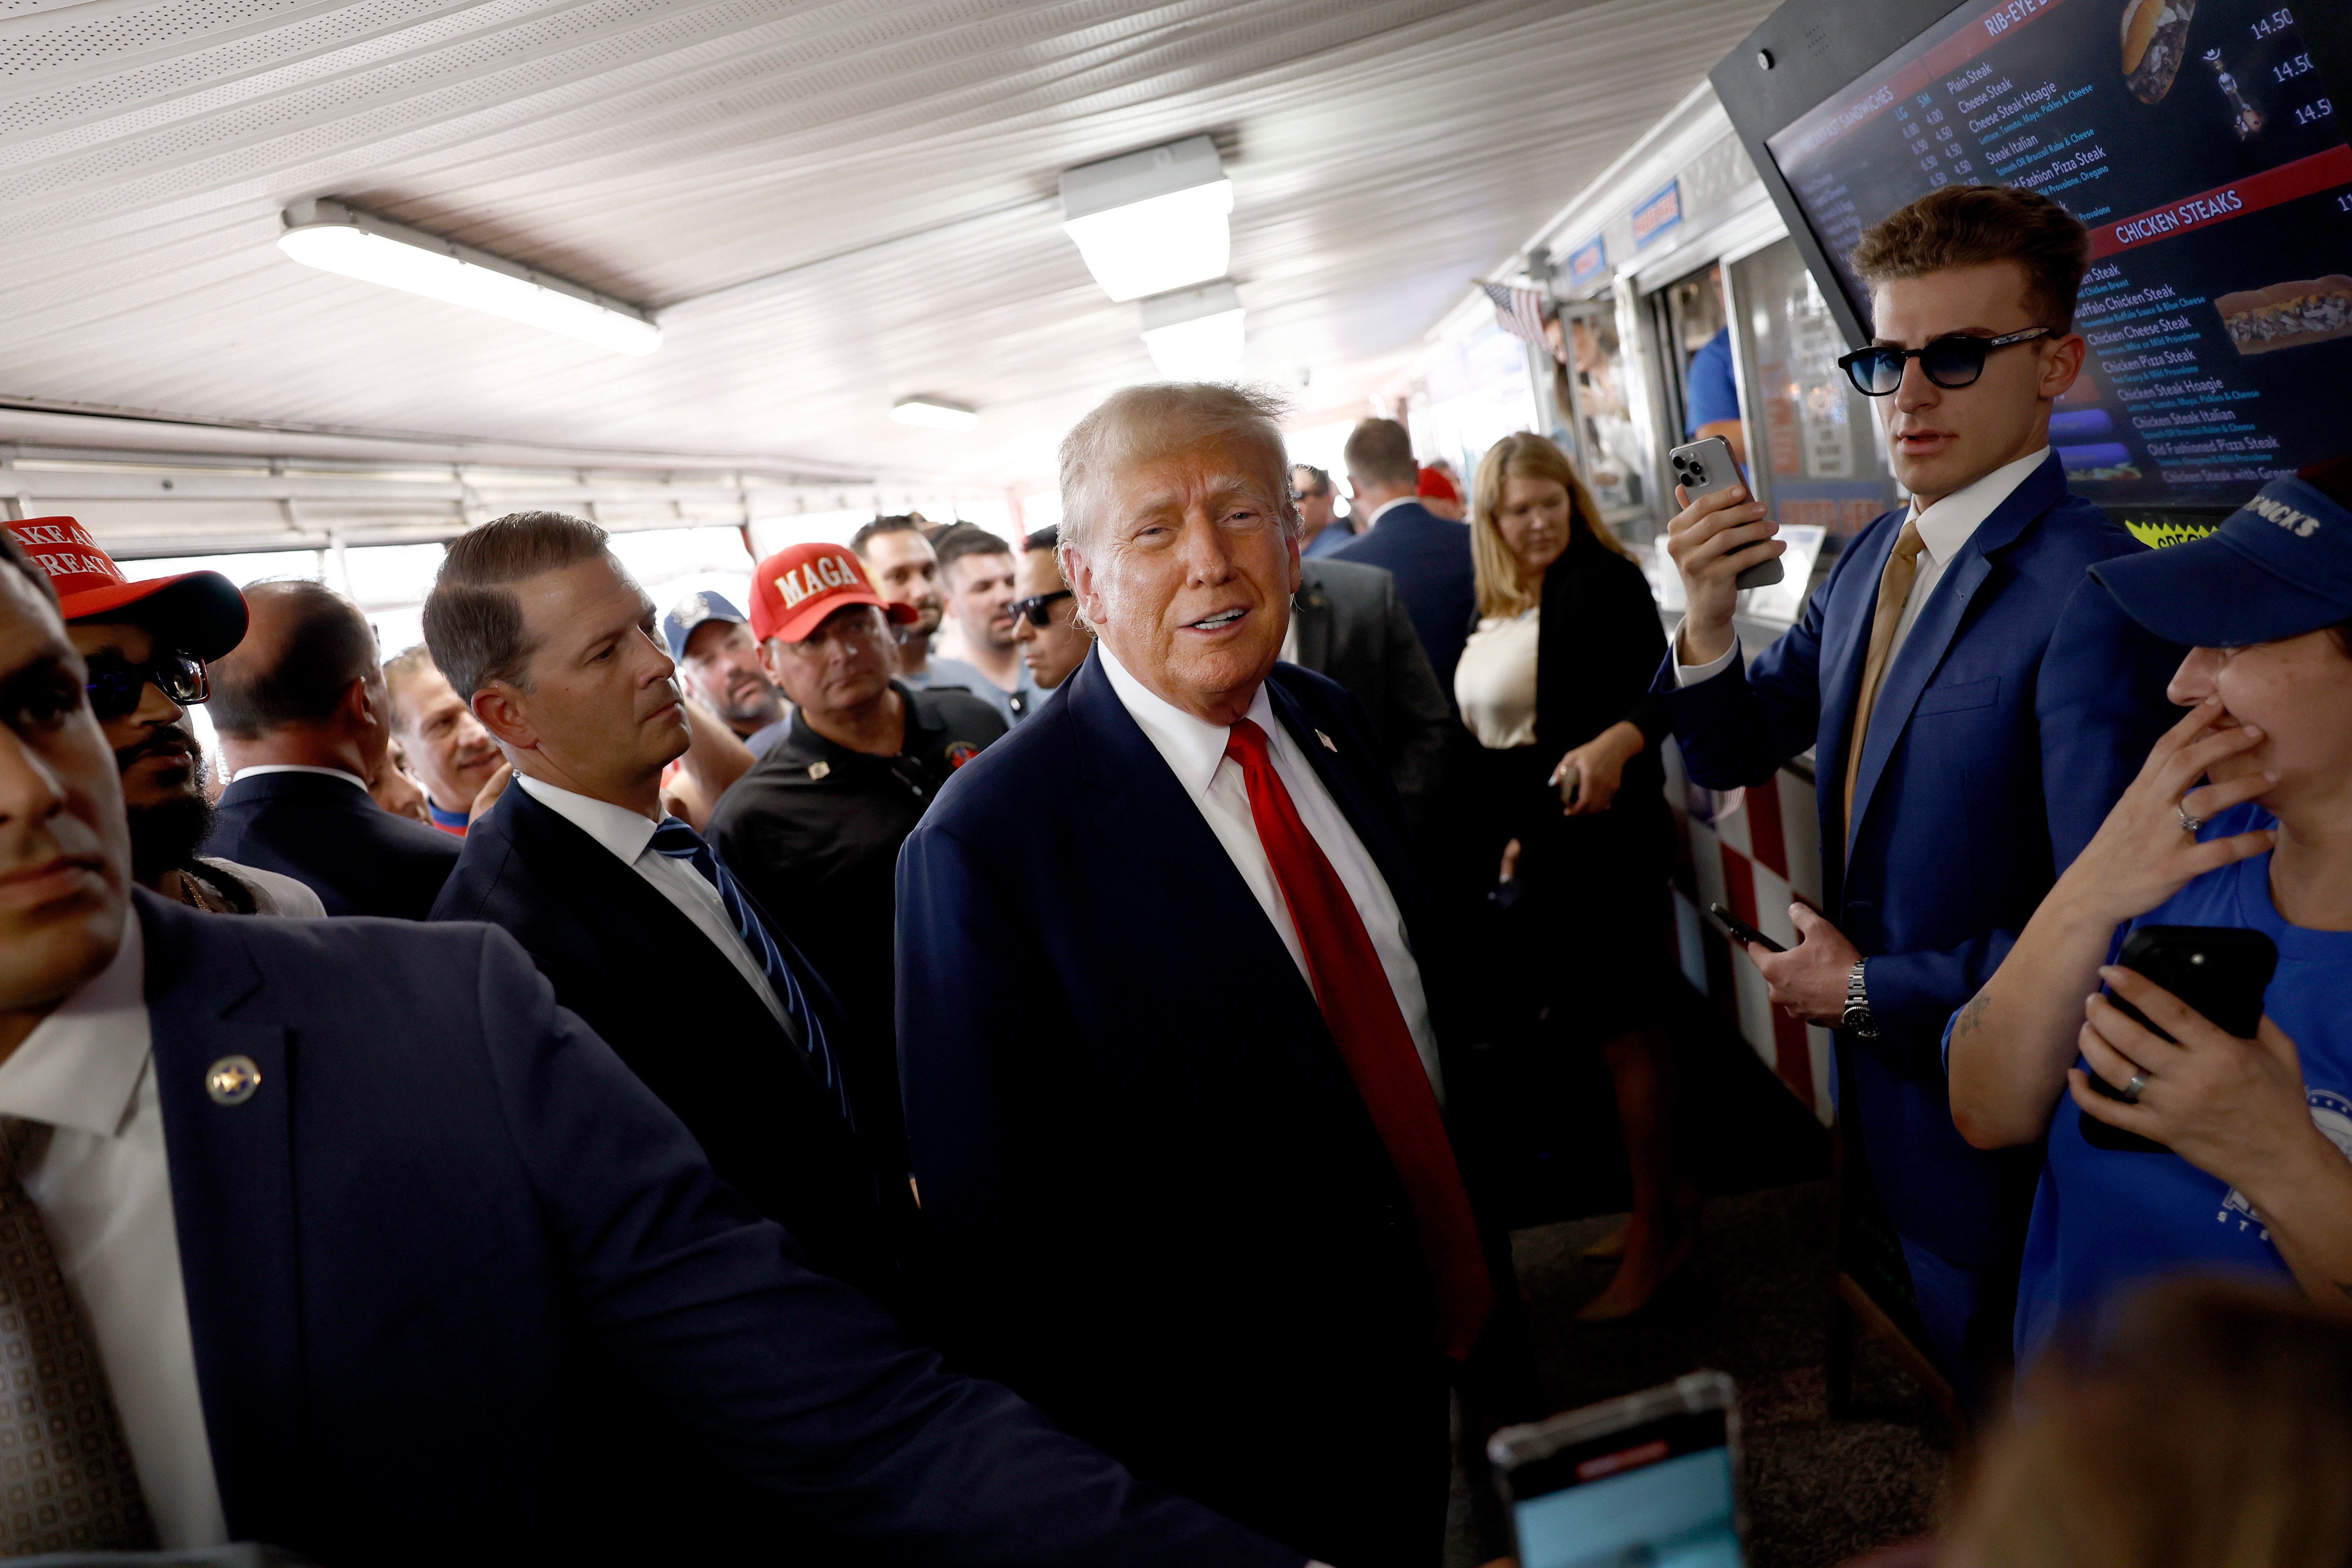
1330, 499, 1477, 698
133, 889, 1297, 1568
1655, 455, 2180, 1265
896, 651, 1517, 1568
428, 779, 910, 1308
203, 769, 457, 919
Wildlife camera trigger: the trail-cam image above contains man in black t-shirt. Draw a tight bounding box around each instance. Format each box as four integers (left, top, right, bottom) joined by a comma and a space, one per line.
711, 541, 1006, 1163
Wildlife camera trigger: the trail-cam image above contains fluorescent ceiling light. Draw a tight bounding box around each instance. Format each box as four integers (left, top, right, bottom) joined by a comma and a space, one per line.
1061, 135, 1232, 303
1140, 280, 1245, 380
277, 198, 661, 356
891, 397, 980, 431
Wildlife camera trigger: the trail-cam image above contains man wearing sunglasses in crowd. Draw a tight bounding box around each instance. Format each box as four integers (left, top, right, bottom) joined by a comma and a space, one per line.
1653, 185, 2181, 1408
4, 520, 323, 918
1012, 527, 1090, 693
710, 541, 1006, 1171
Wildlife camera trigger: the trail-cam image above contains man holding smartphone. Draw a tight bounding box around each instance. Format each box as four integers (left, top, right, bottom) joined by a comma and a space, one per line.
1653, 185, 2180, 1402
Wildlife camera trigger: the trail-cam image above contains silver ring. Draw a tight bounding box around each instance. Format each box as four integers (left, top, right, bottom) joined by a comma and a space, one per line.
2176, 803, 2205, 835
2123, 1073, 2148, 1105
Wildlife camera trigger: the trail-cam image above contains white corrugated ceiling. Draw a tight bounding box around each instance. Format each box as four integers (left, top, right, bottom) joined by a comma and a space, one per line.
0, 0, 1775, 494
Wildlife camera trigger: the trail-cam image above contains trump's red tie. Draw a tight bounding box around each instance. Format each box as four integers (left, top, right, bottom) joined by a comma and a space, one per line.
1224, 718, 1494, 1360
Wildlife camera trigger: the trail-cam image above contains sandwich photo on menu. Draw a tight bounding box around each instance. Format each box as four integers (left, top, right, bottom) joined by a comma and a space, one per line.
2216, 277, 2352, 355
2121, 0, 2195, 105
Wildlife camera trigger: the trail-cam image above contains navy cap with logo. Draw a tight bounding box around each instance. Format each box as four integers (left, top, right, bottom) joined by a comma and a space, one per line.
660, 590, 749, 661
2091, 472, 2352, 648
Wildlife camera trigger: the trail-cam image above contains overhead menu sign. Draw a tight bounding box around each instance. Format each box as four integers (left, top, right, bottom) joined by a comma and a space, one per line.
1766, 0, 2352, 506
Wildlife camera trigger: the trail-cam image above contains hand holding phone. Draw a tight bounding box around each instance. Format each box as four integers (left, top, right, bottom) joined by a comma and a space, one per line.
2081, 924, 2278, 1154
1555, 760, 1582, 810
1670, 437, 1783, 592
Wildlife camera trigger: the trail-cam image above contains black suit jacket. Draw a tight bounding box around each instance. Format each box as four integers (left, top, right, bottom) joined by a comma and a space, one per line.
203, 770, 458, 919
1328, 499, 1477, 697
133, 890, 1299, 1568
428, 780, 908, 1307
1290, 557, 1450, 822
895, 652, 1522, 1568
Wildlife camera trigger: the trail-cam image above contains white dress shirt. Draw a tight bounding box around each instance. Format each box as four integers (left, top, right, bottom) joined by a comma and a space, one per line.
0, 921, 228, 1548
1095, 644, 1443, 1099
226, 762, 370, 793
513, 774, 791, 1031
1673, 446, 2052, 688
1361, 494, 1419, 533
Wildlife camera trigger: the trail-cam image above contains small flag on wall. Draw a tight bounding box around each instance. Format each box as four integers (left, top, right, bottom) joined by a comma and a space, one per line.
1479, 281, 1562, 362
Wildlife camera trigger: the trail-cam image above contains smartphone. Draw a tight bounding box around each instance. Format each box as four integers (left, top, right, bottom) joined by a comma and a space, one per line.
1490, 1370, 1745, 1568
2081, 924, 2279, 1154
1557, 760, 1583, 809
1670, 436, 1783, 591
1706, 902, 1786, 954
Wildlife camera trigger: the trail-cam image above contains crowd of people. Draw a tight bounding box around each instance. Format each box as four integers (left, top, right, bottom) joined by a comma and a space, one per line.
0, 177, 2348, 1567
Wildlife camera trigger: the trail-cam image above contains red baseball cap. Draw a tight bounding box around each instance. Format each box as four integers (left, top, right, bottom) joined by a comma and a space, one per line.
6, 517, 248, 660
1416, 466, 1460, 503
748, 541, 919, 644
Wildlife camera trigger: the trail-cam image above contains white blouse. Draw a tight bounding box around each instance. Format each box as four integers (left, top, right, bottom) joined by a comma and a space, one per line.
1455, 607, 1541, 750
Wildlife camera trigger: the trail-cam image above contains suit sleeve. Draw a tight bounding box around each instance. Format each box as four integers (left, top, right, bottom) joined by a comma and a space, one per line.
892, 819, 1042, 1325
1379, 584, 1454, 826
1861, 569, 2184, 1044
469, 924, 1299, 1568
1651, 569, 1835, 788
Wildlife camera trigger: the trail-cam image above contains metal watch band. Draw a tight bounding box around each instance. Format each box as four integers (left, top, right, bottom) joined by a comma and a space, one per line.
1842, 958, 1877, 1038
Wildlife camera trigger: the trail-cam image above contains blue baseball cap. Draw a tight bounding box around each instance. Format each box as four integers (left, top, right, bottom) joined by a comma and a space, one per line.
659, 590, 748, 660
2091, 475, 2352, 648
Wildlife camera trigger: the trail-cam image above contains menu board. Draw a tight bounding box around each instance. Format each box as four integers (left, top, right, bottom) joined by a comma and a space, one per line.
1765, 0, 2352, 506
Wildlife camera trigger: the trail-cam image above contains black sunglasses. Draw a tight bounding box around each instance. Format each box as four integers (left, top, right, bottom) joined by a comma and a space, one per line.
1836, 327, 2056, 396
1010, 590, 1073, 628
83, 651, 207, 721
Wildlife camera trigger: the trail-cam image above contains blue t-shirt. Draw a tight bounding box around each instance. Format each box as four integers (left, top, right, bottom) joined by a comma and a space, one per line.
2007, 802, 2352, 1368
1683, 327, 1740, 436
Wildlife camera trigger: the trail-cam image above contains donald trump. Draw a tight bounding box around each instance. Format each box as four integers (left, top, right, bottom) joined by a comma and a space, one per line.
897, 384, 1519, 1568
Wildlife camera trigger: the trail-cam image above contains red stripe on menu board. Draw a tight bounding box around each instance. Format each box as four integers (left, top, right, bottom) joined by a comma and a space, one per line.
2087, 145, 2352, 259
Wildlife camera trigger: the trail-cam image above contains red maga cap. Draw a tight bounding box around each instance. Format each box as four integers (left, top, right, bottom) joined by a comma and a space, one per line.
6, 517, 248, 661
1416, 466, 1460, 503
749, 541, 919, 644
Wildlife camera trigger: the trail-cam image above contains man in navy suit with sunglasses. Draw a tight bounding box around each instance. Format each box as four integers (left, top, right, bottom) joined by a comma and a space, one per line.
1655, 186, 2180, 1405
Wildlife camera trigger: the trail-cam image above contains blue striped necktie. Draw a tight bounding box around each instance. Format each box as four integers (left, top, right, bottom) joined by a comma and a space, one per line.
649, 817, 853, 1129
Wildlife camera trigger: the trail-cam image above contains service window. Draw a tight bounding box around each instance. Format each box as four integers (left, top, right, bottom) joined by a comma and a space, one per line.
1655, 263, 1734, 462
1554, 304, 1649, 525
1727, 238, 1902, 541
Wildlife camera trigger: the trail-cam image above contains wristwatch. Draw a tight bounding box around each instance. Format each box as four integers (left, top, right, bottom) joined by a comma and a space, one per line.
1841, 960, 1878, 1038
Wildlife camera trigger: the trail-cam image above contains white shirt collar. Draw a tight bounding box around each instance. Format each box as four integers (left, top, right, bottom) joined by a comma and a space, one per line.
1096, 642, 1274, 802
514, 773, 662, 864
1366, 495, 1418, 530
0, 917, 149, 1139
228, 763, 370, 793
1906, 446, 2050, 567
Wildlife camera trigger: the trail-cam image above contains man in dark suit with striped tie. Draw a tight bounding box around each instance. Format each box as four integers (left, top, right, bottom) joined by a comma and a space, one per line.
423, 512, 909, 1311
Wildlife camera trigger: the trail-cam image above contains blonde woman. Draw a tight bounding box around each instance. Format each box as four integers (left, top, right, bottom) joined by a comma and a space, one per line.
1456, 431, 1691, 1319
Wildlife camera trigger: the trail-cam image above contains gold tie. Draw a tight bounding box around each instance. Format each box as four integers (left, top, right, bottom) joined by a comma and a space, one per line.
0, 1120, 155, 1554
1842, 518, 1928, 842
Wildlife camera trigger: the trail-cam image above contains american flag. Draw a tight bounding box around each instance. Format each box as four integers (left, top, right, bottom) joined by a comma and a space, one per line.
1480, 281, 1562, 362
